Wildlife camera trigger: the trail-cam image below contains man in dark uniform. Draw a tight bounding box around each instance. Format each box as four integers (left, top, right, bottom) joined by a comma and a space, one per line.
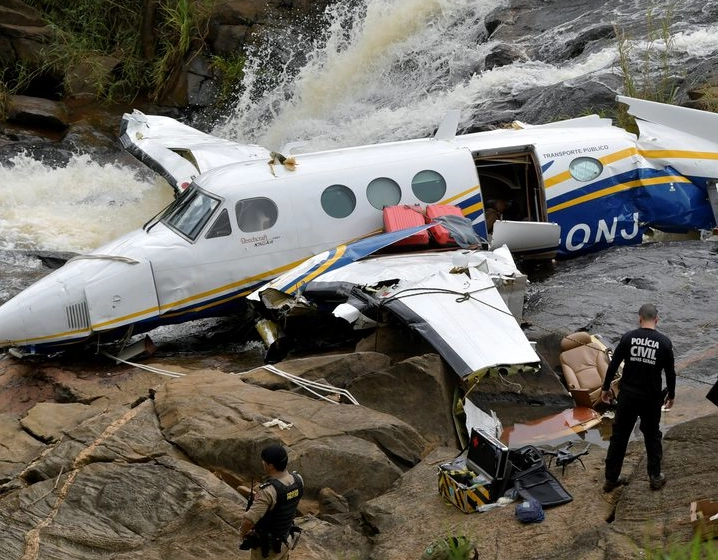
601, 303, 675, 492
238, 444, 303, 559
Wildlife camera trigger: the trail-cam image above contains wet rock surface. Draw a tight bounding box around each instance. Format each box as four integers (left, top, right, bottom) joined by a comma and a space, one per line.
1, 304, 717, 559
2, 1, 718, 558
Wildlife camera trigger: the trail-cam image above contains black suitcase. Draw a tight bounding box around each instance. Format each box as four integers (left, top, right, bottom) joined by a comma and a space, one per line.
509, 445, 573, 508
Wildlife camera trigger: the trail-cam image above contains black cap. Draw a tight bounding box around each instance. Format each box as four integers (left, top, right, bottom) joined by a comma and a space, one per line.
261, 444, 288, 470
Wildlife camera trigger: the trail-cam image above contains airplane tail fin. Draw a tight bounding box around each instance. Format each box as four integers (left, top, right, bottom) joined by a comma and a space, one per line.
434, 110, 461, 141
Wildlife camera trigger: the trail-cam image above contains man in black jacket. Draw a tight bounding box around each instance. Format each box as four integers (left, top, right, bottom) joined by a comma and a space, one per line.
601, 303, 675, 492
238, 444, 303, 559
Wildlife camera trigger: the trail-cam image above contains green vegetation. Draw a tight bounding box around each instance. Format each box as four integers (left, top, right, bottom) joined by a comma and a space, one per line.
4, 0, 219, 104
646, 533, 718, 559
614, 2, 680, 131
210, 53, 247, 106
420, 535, 478, 560
151, 0, 215, 101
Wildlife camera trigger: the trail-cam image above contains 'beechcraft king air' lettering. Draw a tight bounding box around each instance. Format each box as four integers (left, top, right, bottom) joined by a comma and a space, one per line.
564, 213, 640, 252
630, 337, 659, 364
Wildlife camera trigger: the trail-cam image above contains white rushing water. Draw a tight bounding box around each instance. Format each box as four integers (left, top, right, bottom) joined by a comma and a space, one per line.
213, 0, 718, 152
3, 0, 718, 256
0, 152, 173, 253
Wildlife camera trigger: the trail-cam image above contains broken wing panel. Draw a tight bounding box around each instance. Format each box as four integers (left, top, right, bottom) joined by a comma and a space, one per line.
120, 110, 270, 192
248, 224, 435, 300
382, 270, 539, 380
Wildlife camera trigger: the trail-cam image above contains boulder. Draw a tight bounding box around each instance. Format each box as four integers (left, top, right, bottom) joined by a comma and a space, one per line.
345, 354, 460, 447
20, 402, 101, 443
485, 43, 528, 70
0, 413, 46, 483
239, 351, 393, 392
6, 95, 69, 129
0, 0, 53, 69
18, 401, 184, 484
153, 370, 427, 498
64, 56, 121, 100
0, 458, 246, 560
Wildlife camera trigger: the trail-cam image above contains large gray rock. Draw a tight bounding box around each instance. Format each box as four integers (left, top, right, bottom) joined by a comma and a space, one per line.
153, 370, 427, 498
345, 354, 459, 448
0, 413, 45, 483
6, 95, 69, 130
17, 401, 184, 484
241, 352, 458, 447
0, 458, 245, 560
20, 402, 101, 443
0, 0, 53, 69
239, 351, 393, 391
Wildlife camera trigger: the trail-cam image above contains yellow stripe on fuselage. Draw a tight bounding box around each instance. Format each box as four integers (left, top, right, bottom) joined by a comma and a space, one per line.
548, 175, 692, 214
545, 146, 718, 190
88, 255, 315, 330
445, 184, 483, 215
544, 145, 714, 213
9, 327, 91, 346
544, 147, 637, 189
283, 245, 348, 295
641, 149, 718, 161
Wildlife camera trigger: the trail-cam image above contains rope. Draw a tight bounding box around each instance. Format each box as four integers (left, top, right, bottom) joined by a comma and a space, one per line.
254, 364, 360, 405
101, 353, 361, 404
101, 351, 186, 378
382, 285, 515, 318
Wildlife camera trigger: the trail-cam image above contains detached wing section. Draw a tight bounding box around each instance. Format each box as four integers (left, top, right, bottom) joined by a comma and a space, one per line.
119, 110, 271, 193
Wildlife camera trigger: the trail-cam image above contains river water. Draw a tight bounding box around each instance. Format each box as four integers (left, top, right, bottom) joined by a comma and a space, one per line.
1, 0, 717, 413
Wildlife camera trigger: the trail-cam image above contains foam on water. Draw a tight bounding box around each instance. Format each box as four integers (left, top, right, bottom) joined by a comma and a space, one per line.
214, 0, 507, 150
214, 0, 718, 152
668, 25, 718, 57
0, 152, 175, 253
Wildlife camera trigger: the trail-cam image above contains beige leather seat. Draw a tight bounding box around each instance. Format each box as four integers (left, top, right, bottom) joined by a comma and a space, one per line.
559, 332, 620, 408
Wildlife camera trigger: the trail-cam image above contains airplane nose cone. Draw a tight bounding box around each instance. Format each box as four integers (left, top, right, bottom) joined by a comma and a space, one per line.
0, 275, 90, 351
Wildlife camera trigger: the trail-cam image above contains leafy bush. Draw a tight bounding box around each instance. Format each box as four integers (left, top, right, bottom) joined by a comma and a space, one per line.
9, 0, 216, 103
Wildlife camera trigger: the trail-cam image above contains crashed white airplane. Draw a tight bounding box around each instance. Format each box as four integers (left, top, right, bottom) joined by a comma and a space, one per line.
0, 96, 716, 356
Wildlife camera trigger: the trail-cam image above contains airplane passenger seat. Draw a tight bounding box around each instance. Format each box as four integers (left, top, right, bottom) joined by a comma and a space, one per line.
559, 331, 620, 408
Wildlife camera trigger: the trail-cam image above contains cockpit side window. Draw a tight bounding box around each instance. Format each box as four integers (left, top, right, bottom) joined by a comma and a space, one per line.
205, 208, 232, 239
236, 197, 278, 233
162, 186, 220, 240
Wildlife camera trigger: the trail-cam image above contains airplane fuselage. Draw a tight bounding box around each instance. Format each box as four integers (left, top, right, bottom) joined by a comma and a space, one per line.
1, 98, 716, 352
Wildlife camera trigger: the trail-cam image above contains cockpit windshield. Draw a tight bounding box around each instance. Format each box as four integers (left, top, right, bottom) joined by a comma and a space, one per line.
160, 185, 221, 240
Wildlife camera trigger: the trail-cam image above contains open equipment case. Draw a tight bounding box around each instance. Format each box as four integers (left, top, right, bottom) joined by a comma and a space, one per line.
438, 428, 573, 513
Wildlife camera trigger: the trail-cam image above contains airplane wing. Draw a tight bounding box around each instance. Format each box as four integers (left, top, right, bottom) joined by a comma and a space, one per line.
249, 226, 539, 381
247, 224, 437, 300
618, 95, 718, 145
119, 110, 271, 193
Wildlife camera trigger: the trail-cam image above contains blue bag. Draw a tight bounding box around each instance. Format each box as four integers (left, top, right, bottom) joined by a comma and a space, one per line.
515, 497, 545, 523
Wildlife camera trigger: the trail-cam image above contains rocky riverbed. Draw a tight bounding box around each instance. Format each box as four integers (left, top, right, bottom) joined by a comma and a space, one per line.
1, 342, 717, 560
2, 236, 718, 560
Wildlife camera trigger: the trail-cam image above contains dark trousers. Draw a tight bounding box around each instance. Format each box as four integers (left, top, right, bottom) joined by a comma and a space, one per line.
605, 390, 663, 481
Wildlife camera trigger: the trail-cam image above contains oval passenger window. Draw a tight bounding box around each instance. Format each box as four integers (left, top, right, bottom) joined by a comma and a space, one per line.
321, 184, 356, 219
568, 157, 603, 182
366, 177, 401, 210
412, 170, 446, 203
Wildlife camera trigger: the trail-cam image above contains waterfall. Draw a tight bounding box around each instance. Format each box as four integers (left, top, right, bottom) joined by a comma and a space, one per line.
0, 152, 173, 253
213, 0, 718, 152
